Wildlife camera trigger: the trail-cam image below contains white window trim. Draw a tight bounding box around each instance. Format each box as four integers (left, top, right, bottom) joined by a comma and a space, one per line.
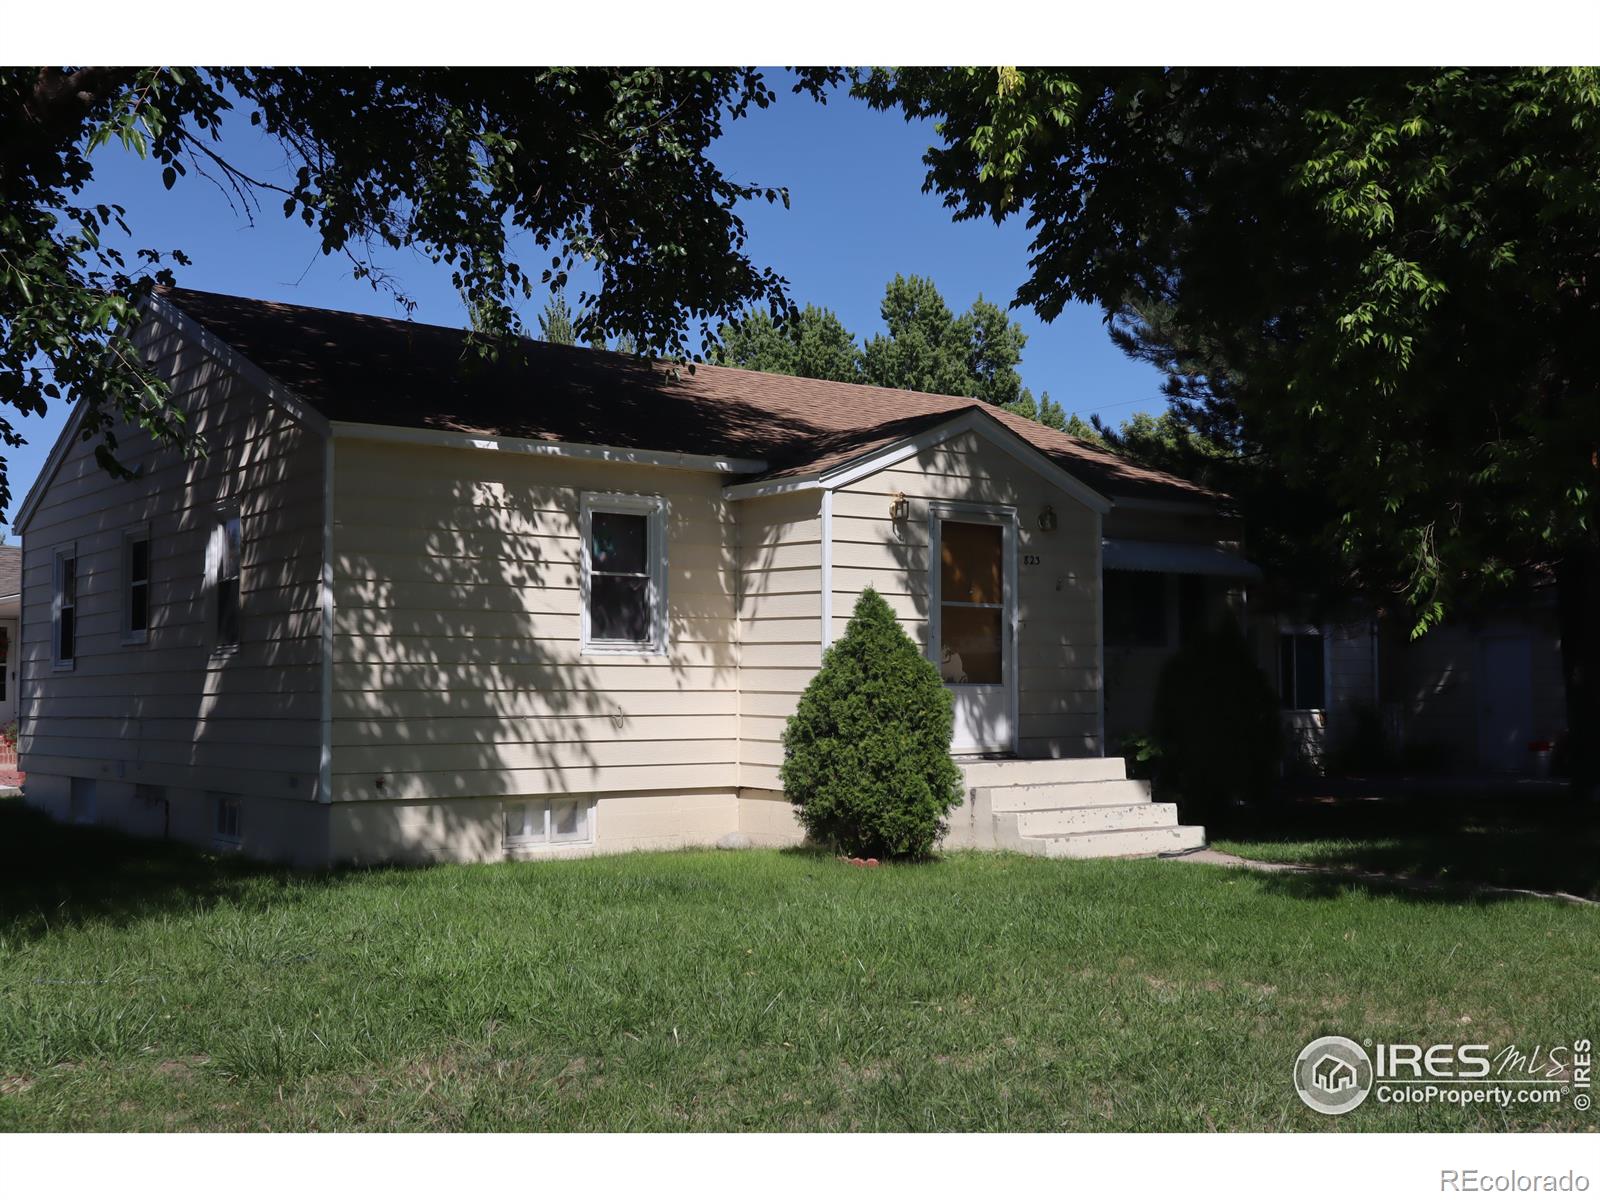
206, 504, 242, 656
121, 524, 152, 646
579, 492, 668, 657
1277, 624, 1331, 714
503, 797, 596, 852
52, 544, 78, 670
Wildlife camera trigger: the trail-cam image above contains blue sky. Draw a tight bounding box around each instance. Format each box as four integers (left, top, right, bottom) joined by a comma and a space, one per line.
4, 76, 1170, 539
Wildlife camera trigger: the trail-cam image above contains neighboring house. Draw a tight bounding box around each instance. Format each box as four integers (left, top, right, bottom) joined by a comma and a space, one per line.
0, 542, 19, 733
1233, 589, 1568, 777
14, 289, 1256, 865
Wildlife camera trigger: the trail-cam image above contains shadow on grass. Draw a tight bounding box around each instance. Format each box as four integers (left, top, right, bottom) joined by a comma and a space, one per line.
0, 800, 362, 946
1208, 779, 1600, 901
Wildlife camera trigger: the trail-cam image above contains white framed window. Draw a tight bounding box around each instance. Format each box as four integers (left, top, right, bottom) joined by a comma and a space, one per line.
580, 492, 667, 655
52, 545, 78, 669
207, 507, 242, 650
122, 526, 152, 644
504, 797, 594, 849
68, 777, 96, 825
1278, 629, 1328, 711
212, 794, 242, 846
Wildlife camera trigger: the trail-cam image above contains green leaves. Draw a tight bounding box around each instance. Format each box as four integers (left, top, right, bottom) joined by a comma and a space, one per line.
869, 66, 1600, 635
2, 67, 841, 512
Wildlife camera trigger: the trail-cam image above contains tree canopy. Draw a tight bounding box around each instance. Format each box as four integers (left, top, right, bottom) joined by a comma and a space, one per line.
861, 67, 1600, 625
0, 65, 842, 513
862, 66, 1600, 784
710, 273, 1072, 430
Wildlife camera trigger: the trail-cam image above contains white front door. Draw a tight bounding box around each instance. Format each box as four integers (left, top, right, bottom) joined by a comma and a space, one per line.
931, 508, 1017, 754
1478, 635, 1533, 772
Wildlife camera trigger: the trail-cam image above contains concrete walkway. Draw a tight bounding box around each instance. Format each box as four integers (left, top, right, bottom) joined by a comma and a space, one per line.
1167, 846, 1599, 908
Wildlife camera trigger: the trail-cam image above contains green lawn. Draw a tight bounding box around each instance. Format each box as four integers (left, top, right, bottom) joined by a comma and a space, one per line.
1212, 784, 1600, 900
1, 799, 1595, 1132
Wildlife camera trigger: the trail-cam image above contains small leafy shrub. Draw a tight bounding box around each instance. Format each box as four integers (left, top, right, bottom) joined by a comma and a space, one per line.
781, 586, 962, 859
0, 720, 15, 748
1149, 617, 1282, 822
1325, 702, 1400, 774
1118, 732, 1164, 782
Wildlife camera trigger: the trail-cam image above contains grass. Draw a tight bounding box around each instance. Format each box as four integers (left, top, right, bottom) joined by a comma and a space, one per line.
1212, 784, 1600, 900
0, 799, 1595, 1132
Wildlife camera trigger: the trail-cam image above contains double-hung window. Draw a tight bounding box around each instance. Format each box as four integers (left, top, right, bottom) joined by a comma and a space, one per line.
1278, 631, 1327, 711
210, 508, 242, 650
123, 528, 151, 644
580, 493, 667, 655
52, 547, 77, 668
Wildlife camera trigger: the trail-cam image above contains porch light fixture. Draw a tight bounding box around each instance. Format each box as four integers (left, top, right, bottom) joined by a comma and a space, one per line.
889, 490, 910, 522
1037, 505, 1058, 532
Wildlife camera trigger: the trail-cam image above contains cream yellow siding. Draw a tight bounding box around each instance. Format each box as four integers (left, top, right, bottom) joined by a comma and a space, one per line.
734, 489, 822, 790
328, 437, 741, 803
832, 429, 1104, 758
18, 310, 326, 818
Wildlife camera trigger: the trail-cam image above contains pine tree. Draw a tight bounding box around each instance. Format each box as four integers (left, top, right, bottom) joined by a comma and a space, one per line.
538, 291, 576, 345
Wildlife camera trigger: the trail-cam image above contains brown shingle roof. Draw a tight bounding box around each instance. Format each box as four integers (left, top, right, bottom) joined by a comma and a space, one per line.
0, 544, 18, 597
157, 288, 1217, 506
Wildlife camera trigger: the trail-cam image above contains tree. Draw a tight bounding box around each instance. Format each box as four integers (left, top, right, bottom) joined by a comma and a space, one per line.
0, 65, 843, 513
537, 291, 576, 346
860, 273, 975, 398
862, 67, 1600, 793
781, 587, 962, 859
710, 304, 860, 382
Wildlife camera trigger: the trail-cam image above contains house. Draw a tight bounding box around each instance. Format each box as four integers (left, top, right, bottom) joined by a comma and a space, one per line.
1243, 594, 1566, 777
1312, 1054, 1357, 1094
0, 542, 19, 737
13, 289, 1259, 865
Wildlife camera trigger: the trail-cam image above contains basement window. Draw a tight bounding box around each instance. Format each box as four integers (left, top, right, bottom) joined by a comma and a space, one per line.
504, 798, 594, 849
69, 778, 96, 825
213, 795, 242, 846
581, 493, 667, 654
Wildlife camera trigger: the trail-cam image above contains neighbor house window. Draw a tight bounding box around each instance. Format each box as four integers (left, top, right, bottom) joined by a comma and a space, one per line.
1279, 632, 1327, 711
213, 795, 241, 845
1103, 569, 1168, 647
209, 509, 242, 649
581, 493, 667, 654
123, 528, 151, 644
504, 798, 593, 849
52, 546, 77, 668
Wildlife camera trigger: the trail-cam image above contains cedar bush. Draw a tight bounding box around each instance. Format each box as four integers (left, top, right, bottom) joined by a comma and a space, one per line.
781, 587, 962, 859
1148, 616, 1283, 822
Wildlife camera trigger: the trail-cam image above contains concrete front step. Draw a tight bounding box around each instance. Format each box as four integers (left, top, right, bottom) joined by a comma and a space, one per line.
958, 756, 1128, 789
978, 778, 1153, 812
1013, 802, 1179, 839
1025, 824, 1207, 860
